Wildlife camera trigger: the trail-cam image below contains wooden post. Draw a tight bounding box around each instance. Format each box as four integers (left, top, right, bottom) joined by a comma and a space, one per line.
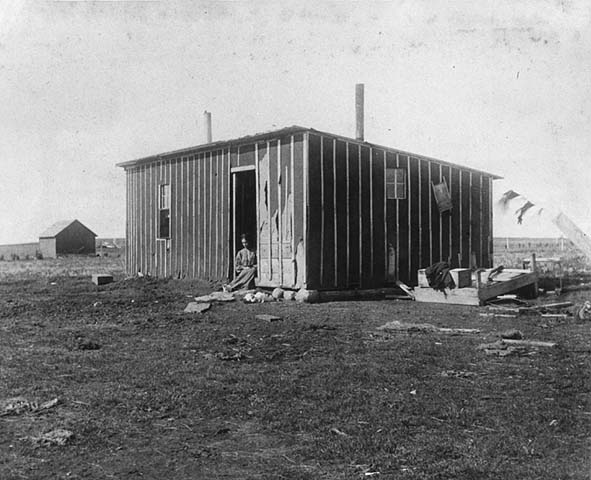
530, 253, 537, 272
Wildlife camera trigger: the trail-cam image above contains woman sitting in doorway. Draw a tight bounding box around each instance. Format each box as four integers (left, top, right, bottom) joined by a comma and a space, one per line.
223, 234, 257, 292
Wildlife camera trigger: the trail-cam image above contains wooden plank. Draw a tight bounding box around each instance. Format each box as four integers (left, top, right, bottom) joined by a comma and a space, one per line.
430, 161, 441, 263
322, 136, 335, 288
306, 134, 322, 289
408, 157, 420, 286
214, 152, 219, 279
369, 147, 374, 280
360, 145, 371, 288
335, 139, 348, 288
302, 133, 309, 288
268, 140, 278, 282
293, 134, 305, 288
279, 137, 292, 287
414, 287, 480, 306
385, 151, 398, 283
205, 153, 211, 279
471, 173, 481, 269
277, 139, 284, 285
231, 165, 255, 173
440, 165, 451, 263
478, 271, 539, 302
460, 170, 470, 268
348, 143, 360, 286
197, 154, 203, 278
190, 156, 196, 278
254, 144, 260, 282
333, 139, 338, 288
320, 135, 325, 285
237, 143, 255, 167
396, 154, 410, 284
419, 159, 430, 268
371, 148, 385, 287
502, 339, 557, 348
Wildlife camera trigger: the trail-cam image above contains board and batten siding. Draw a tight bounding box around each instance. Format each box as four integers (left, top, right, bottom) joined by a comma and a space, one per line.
125, 150, 231, 280
122, 127, 495, 289
305, 132, 494, 289
123, 133, 307, 285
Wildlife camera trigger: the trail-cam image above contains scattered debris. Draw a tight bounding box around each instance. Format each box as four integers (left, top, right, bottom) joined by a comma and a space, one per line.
575, 301, 591, 321
500, 329, 524, 340
255, 292, 274, 303
30, 428, 74, 446
283, 291, 296, 301
378, 320, 480, 335
395, 280, 415, 300
215, 351, 247, 361
477, 340, 527, 357
295, 289, 320, 303
243, 292, 275, 303
540, 314, 569, 320
307, 323, 337, 331
478, 338, 557, 356
410, 389, 417, 395
91, 274, 113, 286
194, 292, 235, 303
184, 302, 211, 314
330, 427, 350, 437
271, 288, 284, 300
255, 314, 282, 322
1, 397, 59, 416
502, 339, 557, 348
479, 312, 517, 318
77, 339, 101, 350
440, 370, 476, 378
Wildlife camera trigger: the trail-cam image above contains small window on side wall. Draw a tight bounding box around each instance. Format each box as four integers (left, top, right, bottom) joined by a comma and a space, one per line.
158, 184, 171, 239
386, 168, 407, 200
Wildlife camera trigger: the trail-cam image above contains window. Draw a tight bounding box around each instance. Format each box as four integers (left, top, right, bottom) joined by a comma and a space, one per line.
386, 168, 406, 200
158, 184, 170, 238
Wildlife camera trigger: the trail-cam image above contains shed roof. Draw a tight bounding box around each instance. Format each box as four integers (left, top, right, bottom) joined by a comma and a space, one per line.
39, 220, 97, 239
117, 125, 502, 179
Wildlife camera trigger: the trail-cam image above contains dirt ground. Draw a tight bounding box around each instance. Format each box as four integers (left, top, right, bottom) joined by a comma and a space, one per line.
1, 267, 590, 479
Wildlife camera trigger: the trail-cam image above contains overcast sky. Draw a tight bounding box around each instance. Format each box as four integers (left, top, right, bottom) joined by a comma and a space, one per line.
1, 1, 590, 244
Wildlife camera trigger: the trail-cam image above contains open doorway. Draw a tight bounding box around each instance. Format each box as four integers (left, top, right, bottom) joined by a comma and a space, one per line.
231, 169, 257, 276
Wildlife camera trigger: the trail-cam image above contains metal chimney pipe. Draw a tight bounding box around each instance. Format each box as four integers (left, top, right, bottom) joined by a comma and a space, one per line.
355, 84, 364, 141
203, 110, 212, 143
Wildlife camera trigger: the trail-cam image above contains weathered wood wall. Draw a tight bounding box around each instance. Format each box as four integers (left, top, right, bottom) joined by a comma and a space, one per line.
124, 133, 306, 283
122, 128, 495, 288
306, 132, 495, 289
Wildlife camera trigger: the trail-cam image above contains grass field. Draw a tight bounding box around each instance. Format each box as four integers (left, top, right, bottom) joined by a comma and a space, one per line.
1, 257, 590, 479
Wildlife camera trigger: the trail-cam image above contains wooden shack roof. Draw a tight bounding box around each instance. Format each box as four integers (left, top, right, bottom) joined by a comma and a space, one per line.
39, 220, 97, 239
117, 125, 502, 179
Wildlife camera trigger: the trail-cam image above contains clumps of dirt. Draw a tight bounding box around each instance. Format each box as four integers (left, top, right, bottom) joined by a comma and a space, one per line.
0, 397, 59, 416
30, 428, 74, 446
76, 339, 101, 350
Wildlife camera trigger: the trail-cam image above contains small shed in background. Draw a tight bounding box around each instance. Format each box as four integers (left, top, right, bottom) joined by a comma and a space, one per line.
39, 220, 97, 258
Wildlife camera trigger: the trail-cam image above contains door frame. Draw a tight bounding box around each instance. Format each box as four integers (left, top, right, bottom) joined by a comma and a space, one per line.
231, 165, 257, 280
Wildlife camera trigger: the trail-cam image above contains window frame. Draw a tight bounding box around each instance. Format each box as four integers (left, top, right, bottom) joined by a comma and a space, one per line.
158, 183, 171, 239
386, 167, 407, 200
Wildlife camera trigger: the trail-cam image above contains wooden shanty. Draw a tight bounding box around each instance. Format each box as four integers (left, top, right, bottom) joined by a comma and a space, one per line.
39, 220, 97, 258
118, 126, 500, 290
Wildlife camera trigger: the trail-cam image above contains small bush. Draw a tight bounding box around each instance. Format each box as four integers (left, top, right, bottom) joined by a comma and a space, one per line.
36, 251, 43, 260
10, 254, 19, 261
